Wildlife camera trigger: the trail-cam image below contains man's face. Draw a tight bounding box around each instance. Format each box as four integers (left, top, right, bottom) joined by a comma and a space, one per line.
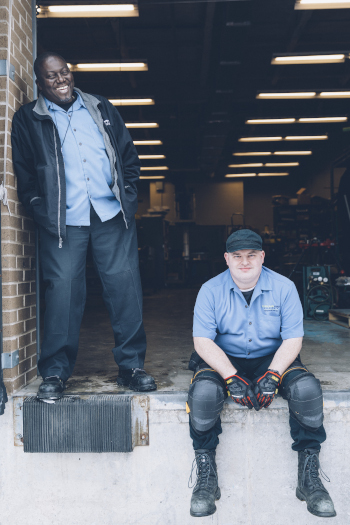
224, 249, 265, 289
36, 56, 74, 105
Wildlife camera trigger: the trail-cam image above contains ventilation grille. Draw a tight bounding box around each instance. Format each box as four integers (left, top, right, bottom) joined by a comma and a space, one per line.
23, 395, 132, 453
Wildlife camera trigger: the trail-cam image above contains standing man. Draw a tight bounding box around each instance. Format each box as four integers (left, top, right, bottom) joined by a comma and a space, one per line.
11, 52, 156, 401
187, 229, 335, 518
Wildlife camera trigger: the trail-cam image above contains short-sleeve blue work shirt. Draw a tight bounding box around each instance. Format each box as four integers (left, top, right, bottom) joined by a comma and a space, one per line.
193, 266, 304, 358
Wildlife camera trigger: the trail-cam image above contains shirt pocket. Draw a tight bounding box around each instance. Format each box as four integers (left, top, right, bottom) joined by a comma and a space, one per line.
258, 315, 281, 340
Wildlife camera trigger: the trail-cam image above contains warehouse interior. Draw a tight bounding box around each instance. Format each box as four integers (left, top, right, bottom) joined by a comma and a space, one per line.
33, 0, 350, 392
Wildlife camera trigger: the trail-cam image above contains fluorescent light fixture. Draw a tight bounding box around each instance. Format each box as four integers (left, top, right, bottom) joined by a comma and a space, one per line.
239, 137, 283, 142
299, 116, 347, 122
140, 166, 169, 171
68, 62, 147, 72
139, 176, 165, 180
285, 135, 328, 140
225, 173, 257, 178
109, 98, 154, 106
258, 91, 350, 99
246, 118, 296, 124
229, 162, 299, 168
239, 136, 325, 142
319, 91, 350, 98
139, 155, 166, 159
295, 0, 350, 9
272, 54, 346, 65
233, 151, 312, 156
228, 163, 264, 168
258, 173, 289, 176
274, 151, 312, 155
257, 92, 316, 99
37, 4, 138, 18
265, 162, 299, 167
233, 152, 273, 156
126, 123, 159, 128
133, 140, 163, 145
246, 116, 348, 124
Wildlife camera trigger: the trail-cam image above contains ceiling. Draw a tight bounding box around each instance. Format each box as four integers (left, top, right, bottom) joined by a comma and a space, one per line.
36, 0, 350, 188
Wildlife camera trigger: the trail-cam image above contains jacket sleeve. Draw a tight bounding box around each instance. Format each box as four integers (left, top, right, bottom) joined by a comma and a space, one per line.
109, 103, 141, 197
11, 111, 39, 215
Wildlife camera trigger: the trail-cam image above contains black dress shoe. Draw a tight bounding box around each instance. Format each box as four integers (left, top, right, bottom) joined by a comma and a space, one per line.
37, 376, 65, 401
116, 368, 157, 392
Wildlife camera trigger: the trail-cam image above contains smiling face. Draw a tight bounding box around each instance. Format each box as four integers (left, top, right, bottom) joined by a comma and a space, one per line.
36, 56, 74, 105
224, 249, 265, 290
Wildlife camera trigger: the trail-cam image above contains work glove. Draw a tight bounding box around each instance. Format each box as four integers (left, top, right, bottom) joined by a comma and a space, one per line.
225, 374, 260, 411
253, 369, 281, 408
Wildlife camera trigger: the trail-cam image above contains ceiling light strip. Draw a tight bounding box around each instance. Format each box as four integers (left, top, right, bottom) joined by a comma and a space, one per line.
126, 123, 159, 128
140, 166, 169, 171
109, 99, 154, 106
139, 155, 166, 159
246, 116, 347, 124
257, 173, 289, 176
239, 136, 327, 142
37, 4, 139, 18
68, 62, 147, 72
225, 173, 257, 178
139, 176, 165, 180
257, 91, 350, 99
134, 140, 163, 145
295, 0, 350, 9
271, 54, 346, 65
233, 151, 312, 156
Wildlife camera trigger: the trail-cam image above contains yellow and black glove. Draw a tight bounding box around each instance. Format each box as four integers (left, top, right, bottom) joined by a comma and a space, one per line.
225, 374, 260, 411
253, 369, 281, 408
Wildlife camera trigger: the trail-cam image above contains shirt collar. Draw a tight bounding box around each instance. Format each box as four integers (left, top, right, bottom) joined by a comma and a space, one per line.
44, 91, 85, 112
228, 266, 273, 293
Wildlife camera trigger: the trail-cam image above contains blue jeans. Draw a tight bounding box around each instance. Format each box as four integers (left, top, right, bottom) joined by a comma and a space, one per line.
38, 207, 146, 381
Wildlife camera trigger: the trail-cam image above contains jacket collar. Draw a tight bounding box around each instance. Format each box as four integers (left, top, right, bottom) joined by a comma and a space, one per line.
32, 87, 101, 119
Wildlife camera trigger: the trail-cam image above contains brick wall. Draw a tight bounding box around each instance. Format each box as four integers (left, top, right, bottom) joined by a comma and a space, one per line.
0, 0, 36, 393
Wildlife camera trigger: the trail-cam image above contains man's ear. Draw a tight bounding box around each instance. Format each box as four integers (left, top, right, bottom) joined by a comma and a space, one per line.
35, 78, 42, 92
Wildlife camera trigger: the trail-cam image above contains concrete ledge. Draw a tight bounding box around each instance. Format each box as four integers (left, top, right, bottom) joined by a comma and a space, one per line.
1, 391, 350, 525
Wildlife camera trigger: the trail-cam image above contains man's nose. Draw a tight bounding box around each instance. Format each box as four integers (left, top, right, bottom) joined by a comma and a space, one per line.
56, 73, 65, 83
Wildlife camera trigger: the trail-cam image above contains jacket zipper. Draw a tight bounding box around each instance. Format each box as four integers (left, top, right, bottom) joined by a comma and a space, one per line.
52, 123, 63, 248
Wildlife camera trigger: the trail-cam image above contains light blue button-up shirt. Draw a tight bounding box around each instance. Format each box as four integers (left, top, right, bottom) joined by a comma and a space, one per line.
193, 266, 304, 358
45, 92, 120, 226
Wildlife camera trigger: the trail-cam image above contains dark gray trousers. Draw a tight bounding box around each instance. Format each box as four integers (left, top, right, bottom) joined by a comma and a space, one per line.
38, 207, 146, 381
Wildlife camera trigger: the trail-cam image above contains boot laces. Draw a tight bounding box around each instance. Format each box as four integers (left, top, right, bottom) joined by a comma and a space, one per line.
301, 452, 330, 490
188, 452, 217, 490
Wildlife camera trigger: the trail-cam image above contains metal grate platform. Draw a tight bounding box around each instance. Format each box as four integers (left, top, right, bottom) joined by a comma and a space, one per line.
23, 395, 133, 453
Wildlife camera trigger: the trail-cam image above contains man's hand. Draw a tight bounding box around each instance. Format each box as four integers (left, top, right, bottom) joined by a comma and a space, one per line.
225, 375, 259, 411
253, 370, 281, 408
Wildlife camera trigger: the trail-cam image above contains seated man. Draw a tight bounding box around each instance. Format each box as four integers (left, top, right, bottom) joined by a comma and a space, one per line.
187, 229, 336, 518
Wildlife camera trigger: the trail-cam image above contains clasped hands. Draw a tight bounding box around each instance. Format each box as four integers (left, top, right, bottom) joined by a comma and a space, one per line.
225, 370, 281, 411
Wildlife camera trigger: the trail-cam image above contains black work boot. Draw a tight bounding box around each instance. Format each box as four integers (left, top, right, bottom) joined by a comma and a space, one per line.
296, 448, 336, 517
37, 376, 65, 402
189, 449, 221, 517
116, 368, 157, 392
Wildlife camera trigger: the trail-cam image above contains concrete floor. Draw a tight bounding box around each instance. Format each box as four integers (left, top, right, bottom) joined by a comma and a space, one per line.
23, 287, 350, 395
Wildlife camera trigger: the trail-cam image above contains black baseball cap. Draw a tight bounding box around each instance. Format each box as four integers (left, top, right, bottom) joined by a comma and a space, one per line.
226, 229, 262, 253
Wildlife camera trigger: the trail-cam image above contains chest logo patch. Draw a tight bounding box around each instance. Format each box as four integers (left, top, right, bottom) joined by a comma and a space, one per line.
262, 305, 280, 312
104, 120, 111, 126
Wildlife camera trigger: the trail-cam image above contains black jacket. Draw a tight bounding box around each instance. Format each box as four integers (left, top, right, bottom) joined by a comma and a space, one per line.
11, 88, 141, 244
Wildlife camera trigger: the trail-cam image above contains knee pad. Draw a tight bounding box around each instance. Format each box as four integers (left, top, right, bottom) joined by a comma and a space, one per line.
187, 369, 225, 433
284, 372, 324, 431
